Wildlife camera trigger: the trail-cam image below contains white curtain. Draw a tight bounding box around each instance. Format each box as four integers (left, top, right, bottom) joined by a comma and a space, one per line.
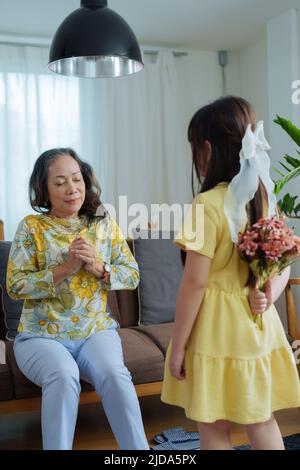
0, 44, 190, 240
0, 45, 81, 240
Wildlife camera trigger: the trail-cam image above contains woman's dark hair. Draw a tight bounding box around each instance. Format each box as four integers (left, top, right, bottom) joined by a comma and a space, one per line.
181, 96, 268, 269
29, 148, 106, 221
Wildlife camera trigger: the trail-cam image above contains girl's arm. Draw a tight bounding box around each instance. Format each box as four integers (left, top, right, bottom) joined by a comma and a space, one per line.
267, 266, 290, 305
170, 251, 211, 380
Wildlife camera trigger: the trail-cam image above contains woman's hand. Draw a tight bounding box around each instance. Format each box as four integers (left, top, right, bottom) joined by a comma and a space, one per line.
52, 243, 82, 285
249, 280, 272, 315
64, 243, 83, 276
70, 237, 105, 278
169, 348, 186, 380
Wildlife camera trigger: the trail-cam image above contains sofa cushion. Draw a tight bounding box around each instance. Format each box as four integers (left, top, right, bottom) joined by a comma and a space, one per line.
0, 339, 5, 364
107, 291, 121, 325
5, 328, 165, 400
131, 323, 173, 356
116, 289, 139, 327
132, 231, 183, 325
118, 328, 165, 383
0, 363, 14, 401
0, 288, 7, 341
6, 341, 41, 399
0, 241, 23, 341
115, 238, 139, 328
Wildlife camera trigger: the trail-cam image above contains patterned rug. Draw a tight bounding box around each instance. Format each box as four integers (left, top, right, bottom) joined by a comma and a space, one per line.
151, 427, 300, 450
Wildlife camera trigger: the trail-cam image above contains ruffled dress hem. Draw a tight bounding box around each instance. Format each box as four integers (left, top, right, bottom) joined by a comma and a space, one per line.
161, 345, 300, 424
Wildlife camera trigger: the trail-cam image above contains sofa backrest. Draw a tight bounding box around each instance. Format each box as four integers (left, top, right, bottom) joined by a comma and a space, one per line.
0, 240, 140, 340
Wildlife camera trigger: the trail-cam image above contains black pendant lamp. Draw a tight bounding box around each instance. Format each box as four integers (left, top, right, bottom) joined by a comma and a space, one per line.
48, 0, 144, 78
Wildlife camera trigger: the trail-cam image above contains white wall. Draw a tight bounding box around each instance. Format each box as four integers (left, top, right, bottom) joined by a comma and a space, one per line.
174, 41, 269, 134
232, 34, 269, 135
172, 49, 225, 198
175, 50, 223, 133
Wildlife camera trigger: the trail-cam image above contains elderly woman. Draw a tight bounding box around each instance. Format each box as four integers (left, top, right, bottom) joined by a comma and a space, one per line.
7, 148, 149, 450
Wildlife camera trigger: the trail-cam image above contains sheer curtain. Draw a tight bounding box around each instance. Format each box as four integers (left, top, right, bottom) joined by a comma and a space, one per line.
0, 45, 81, 240
0, 45, 190, 240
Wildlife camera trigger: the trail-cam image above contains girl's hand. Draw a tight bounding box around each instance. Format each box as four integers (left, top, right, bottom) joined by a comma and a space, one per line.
249, 280, 272, 315
169, 349, 186, 380
70, 237, 104, 277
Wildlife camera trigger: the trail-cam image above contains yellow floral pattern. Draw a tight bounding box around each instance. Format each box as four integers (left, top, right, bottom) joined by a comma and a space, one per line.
69, 273, 99, 299
7, 214, 139, 340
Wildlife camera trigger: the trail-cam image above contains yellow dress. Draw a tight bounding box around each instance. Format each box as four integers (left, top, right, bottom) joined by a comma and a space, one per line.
161, 183, 300, 424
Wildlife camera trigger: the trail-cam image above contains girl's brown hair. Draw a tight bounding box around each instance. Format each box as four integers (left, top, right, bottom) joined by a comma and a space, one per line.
29, 148, 106, 222
188, 95, 266, 226
181, 96, 268, 271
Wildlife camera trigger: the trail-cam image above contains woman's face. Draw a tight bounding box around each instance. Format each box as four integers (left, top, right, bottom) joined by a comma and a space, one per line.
47, 154, 86, 219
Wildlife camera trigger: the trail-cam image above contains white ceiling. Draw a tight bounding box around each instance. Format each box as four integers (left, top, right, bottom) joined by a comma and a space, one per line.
0, 0, 300, 50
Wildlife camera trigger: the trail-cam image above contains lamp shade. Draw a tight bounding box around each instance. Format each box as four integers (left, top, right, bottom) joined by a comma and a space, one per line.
48, 0, 144, 78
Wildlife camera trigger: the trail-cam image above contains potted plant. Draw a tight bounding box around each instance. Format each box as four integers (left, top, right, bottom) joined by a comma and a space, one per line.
273, 116, 300, 219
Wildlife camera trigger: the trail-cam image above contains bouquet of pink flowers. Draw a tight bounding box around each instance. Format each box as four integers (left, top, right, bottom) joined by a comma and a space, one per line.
237, 216, 300, 292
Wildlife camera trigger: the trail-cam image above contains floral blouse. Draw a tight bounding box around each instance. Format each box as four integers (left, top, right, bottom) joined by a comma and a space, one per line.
7, 214, 139, 341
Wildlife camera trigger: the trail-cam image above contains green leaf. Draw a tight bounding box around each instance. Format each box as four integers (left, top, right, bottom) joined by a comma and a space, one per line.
277, 199, 284, 212
274, 180, 284, 196
279, 161, 292, 173
274, 115, 300, 146
274, 169, 285, 177
276, 166, 300, 190
294, 203, 300, 214
284, 155, 300, 168
288, 198, 295, 214
279, 193, 298, 215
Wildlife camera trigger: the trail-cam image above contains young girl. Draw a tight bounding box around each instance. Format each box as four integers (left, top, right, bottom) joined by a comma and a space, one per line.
161, 96, 300, 450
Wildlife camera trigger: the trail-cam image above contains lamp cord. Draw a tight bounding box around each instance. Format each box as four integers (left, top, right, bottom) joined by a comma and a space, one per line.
218, 51, 228, 96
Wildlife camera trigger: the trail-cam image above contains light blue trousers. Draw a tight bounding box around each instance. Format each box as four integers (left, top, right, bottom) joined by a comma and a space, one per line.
14, 329, 149, 450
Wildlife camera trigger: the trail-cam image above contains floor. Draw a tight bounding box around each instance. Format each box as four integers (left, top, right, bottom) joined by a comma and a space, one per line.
0, 395, 299, 450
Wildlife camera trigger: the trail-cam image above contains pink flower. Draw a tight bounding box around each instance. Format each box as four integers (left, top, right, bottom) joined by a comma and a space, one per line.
237, 216, 300, 287
238, 240, 259, 257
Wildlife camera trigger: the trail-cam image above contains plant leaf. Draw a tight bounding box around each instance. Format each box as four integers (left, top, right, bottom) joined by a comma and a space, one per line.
273, 166, 286, 177
284, 155, 300, 168
294, 203, 300, 214
274, 115, 300, 146
276, 167, 300, 191
279, 162, 292, 173
274, 180, 284, 196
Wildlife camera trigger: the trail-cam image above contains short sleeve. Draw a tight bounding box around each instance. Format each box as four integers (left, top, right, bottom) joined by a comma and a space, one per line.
174, 194, 218, 259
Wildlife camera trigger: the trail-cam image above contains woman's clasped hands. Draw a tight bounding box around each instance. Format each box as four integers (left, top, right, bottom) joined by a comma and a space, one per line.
68, 236, 109, 281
